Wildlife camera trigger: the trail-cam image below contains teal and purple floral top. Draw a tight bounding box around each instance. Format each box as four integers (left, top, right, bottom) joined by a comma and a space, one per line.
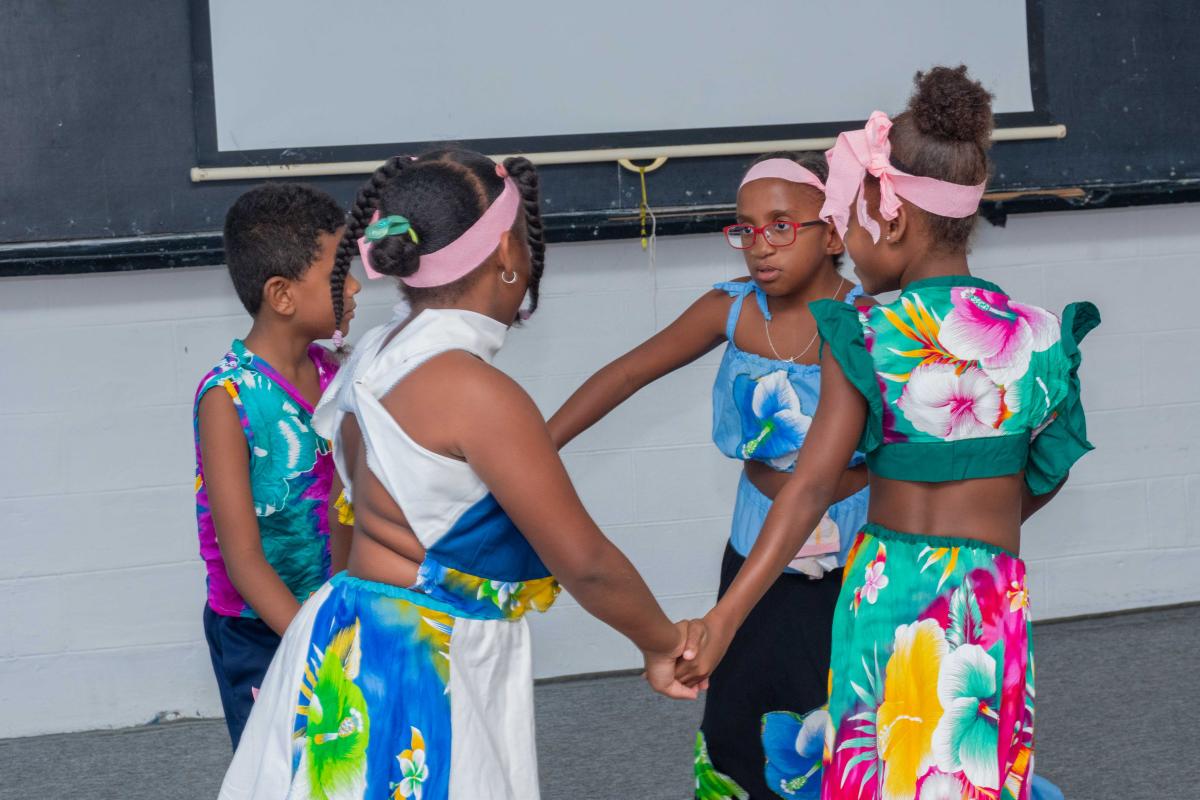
193, 339, 340, 617
812, 276, 1100, 494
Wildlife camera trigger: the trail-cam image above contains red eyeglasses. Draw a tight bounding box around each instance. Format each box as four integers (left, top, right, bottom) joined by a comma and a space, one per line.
723, 219, 826, 249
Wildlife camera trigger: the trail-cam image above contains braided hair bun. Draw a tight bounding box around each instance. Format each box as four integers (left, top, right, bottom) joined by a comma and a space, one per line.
365, 224, 422, 280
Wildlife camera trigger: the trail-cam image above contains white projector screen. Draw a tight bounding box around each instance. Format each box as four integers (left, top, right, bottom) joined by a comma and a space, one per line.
203, 0, 1036, 154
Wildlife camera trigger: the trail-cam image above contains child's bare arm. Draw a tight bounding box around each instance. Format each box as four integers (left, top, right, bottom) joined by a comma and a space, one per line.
1021, 476, 1065, 522
547, 290, 728, 448
678, 349, 866, 683
450, 361, 682, 657
198, 389, 301, 636
328, 472, 353, 574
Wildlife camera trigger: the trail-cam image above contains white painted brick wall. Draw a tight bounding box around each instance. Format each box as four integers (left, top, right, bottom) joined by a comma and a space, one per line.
2, 203, 1197, 737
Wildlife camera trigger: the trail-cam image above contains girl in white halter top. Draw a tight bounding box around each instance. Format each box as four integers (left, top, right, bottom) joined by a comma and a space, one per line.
219, 150, 697, 800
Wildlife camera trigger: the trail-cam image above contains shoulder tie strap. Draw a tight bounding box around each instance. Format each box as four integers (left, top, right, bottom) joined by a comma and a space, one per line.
713, 280, 771, 341
843, 283, 866, 306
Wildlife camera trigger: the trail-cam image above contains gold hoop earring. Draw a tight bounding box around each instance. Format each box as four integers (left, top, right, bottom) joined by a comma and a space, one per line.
501, 270, 519, 285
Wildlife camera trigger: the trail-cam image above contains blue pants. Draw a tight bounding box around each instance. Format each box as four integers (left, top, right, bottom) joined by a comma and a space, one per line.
202, 604, 280, 750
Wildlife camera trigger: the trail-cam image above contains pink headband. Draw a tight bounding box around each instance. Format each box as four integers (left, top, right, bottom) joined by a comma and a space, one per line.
739, 158, 825, 193
357, 164, 521, 287
820, 111, 986, 243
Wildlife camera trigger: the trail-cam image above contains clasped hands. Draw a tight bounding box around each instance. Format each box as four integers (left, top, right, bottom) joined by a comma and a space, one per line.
642, 611, 736, 700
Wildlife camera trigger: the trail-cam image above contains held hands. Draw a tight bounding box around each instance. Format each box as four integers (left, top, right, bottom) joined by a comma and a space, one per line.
643, 611, 736, 698
642, 620, 709, 700
673, 609, 735, 688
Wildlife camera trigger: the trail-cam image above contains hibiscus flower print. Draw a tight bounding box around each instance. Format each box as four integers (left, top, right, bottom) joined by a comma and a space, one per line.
416, 561, 560, 621
896, 363, 1006, 441
932, 644, 1001, 790
876, 619, 948, 800
852, 543, 888, 615
916, 771, 965, 799
1006, 581, 1029, 617
862, 559, 889, 605
734, 371, 811, 469
477, 580, 524, 613
937, 287, 1060, 387
762, 709, 827, 798
392, 726, 430, 799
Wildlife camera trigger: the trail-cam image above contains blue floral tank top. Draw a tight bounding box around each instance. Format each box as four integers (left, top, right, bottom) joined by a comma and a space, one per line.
711, 280, 871, 562
712, 280, 866, 471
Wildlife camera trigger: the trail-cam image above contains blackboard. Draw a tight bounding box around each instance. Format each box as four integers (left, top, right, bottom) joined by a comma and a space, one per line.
1, 0, 1198, 277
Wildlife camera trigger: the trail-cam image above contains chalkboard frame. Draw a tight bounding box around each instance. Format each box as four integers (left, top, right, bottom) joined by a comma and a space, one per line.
8, 179, 1200, 278
6, 0, 1198, 279
189, 0, 1052, 171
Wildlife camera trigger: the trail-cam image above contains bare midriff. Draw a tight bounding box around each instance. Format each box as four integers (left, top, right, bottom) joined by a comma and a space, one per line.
745, 460, 1023, 555
867, 473, 1023, 555
339, 414, 425, 587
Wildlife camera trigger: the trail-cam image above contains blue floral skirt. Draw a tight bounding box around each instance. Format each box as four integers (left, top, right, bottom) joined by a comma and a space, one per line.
220, 571, 555, 799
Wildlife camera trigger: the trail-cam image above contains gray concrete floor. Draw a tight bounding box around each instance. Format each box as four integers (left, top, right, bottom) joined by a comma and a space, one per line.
2, 605, 1195, 800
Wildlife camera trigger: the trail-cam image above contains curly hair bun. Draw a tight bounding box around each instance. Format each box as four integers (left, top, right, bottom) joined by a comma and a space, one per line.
366, 232, 422, 279
907, 65, 994, 148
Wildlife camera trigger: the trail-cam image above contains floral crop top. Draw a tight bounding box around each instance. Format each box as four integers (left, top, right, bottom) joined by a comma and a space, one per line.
811, 276, 1100, 495
712, 279, 867, 473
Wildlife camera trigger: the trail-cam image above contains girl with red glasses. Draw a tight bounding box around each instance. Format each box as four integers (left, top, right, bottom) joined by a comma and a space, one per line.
549, 151, 872, 799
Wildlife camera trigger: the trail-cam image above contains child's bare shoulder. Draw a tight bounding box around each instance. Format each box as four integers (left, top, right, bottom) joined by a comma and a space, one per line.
696, 279, 748, 314
194, 355, 241, 416
426, 350, 528, 398
195, 382, 247, 463
706, 276, 752, 300
676, 278, 746, 336
393, 350, 535, 414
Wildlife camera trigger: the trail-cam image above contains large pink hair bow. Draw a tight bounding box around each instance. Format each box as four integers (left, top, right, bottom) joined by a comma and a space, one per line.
820, 111, 986, 243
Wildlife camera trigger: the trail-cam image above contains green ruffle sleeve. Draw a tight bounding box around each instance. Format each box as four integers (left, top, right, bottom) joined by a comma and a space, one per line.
1024, 301, 1101, 496
810, 298, 884, 454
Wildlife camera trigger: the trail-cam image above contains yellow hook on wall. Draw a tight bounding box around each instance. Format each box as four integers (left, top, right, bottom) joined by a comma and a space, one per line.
617, 157, 668, 250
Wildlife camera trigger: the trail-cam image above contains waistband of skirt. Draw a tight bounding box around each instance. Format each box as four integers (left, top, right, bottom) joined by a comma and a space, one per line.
328, 571, 503, 622
859, 522, 1021, 561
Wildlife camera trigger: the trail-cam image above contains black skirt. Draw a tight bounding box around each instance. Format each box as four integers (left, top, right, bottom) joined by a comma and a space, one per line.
698, 543, 843, 800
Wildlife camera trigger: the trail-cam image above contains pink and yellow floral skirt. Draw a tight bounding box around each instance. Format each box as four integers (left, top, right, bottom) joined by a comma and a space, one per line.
763, 524, 1036, 800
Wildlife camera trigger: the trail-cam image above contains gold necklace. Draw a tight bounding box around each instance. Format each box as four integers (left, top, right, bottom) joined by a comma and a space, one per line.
764, 277, 847, 363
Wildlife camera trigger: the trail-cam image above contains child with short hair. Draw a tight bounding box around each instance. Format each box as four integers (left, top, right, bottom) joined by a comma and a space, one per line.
194, 183, 361, 748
